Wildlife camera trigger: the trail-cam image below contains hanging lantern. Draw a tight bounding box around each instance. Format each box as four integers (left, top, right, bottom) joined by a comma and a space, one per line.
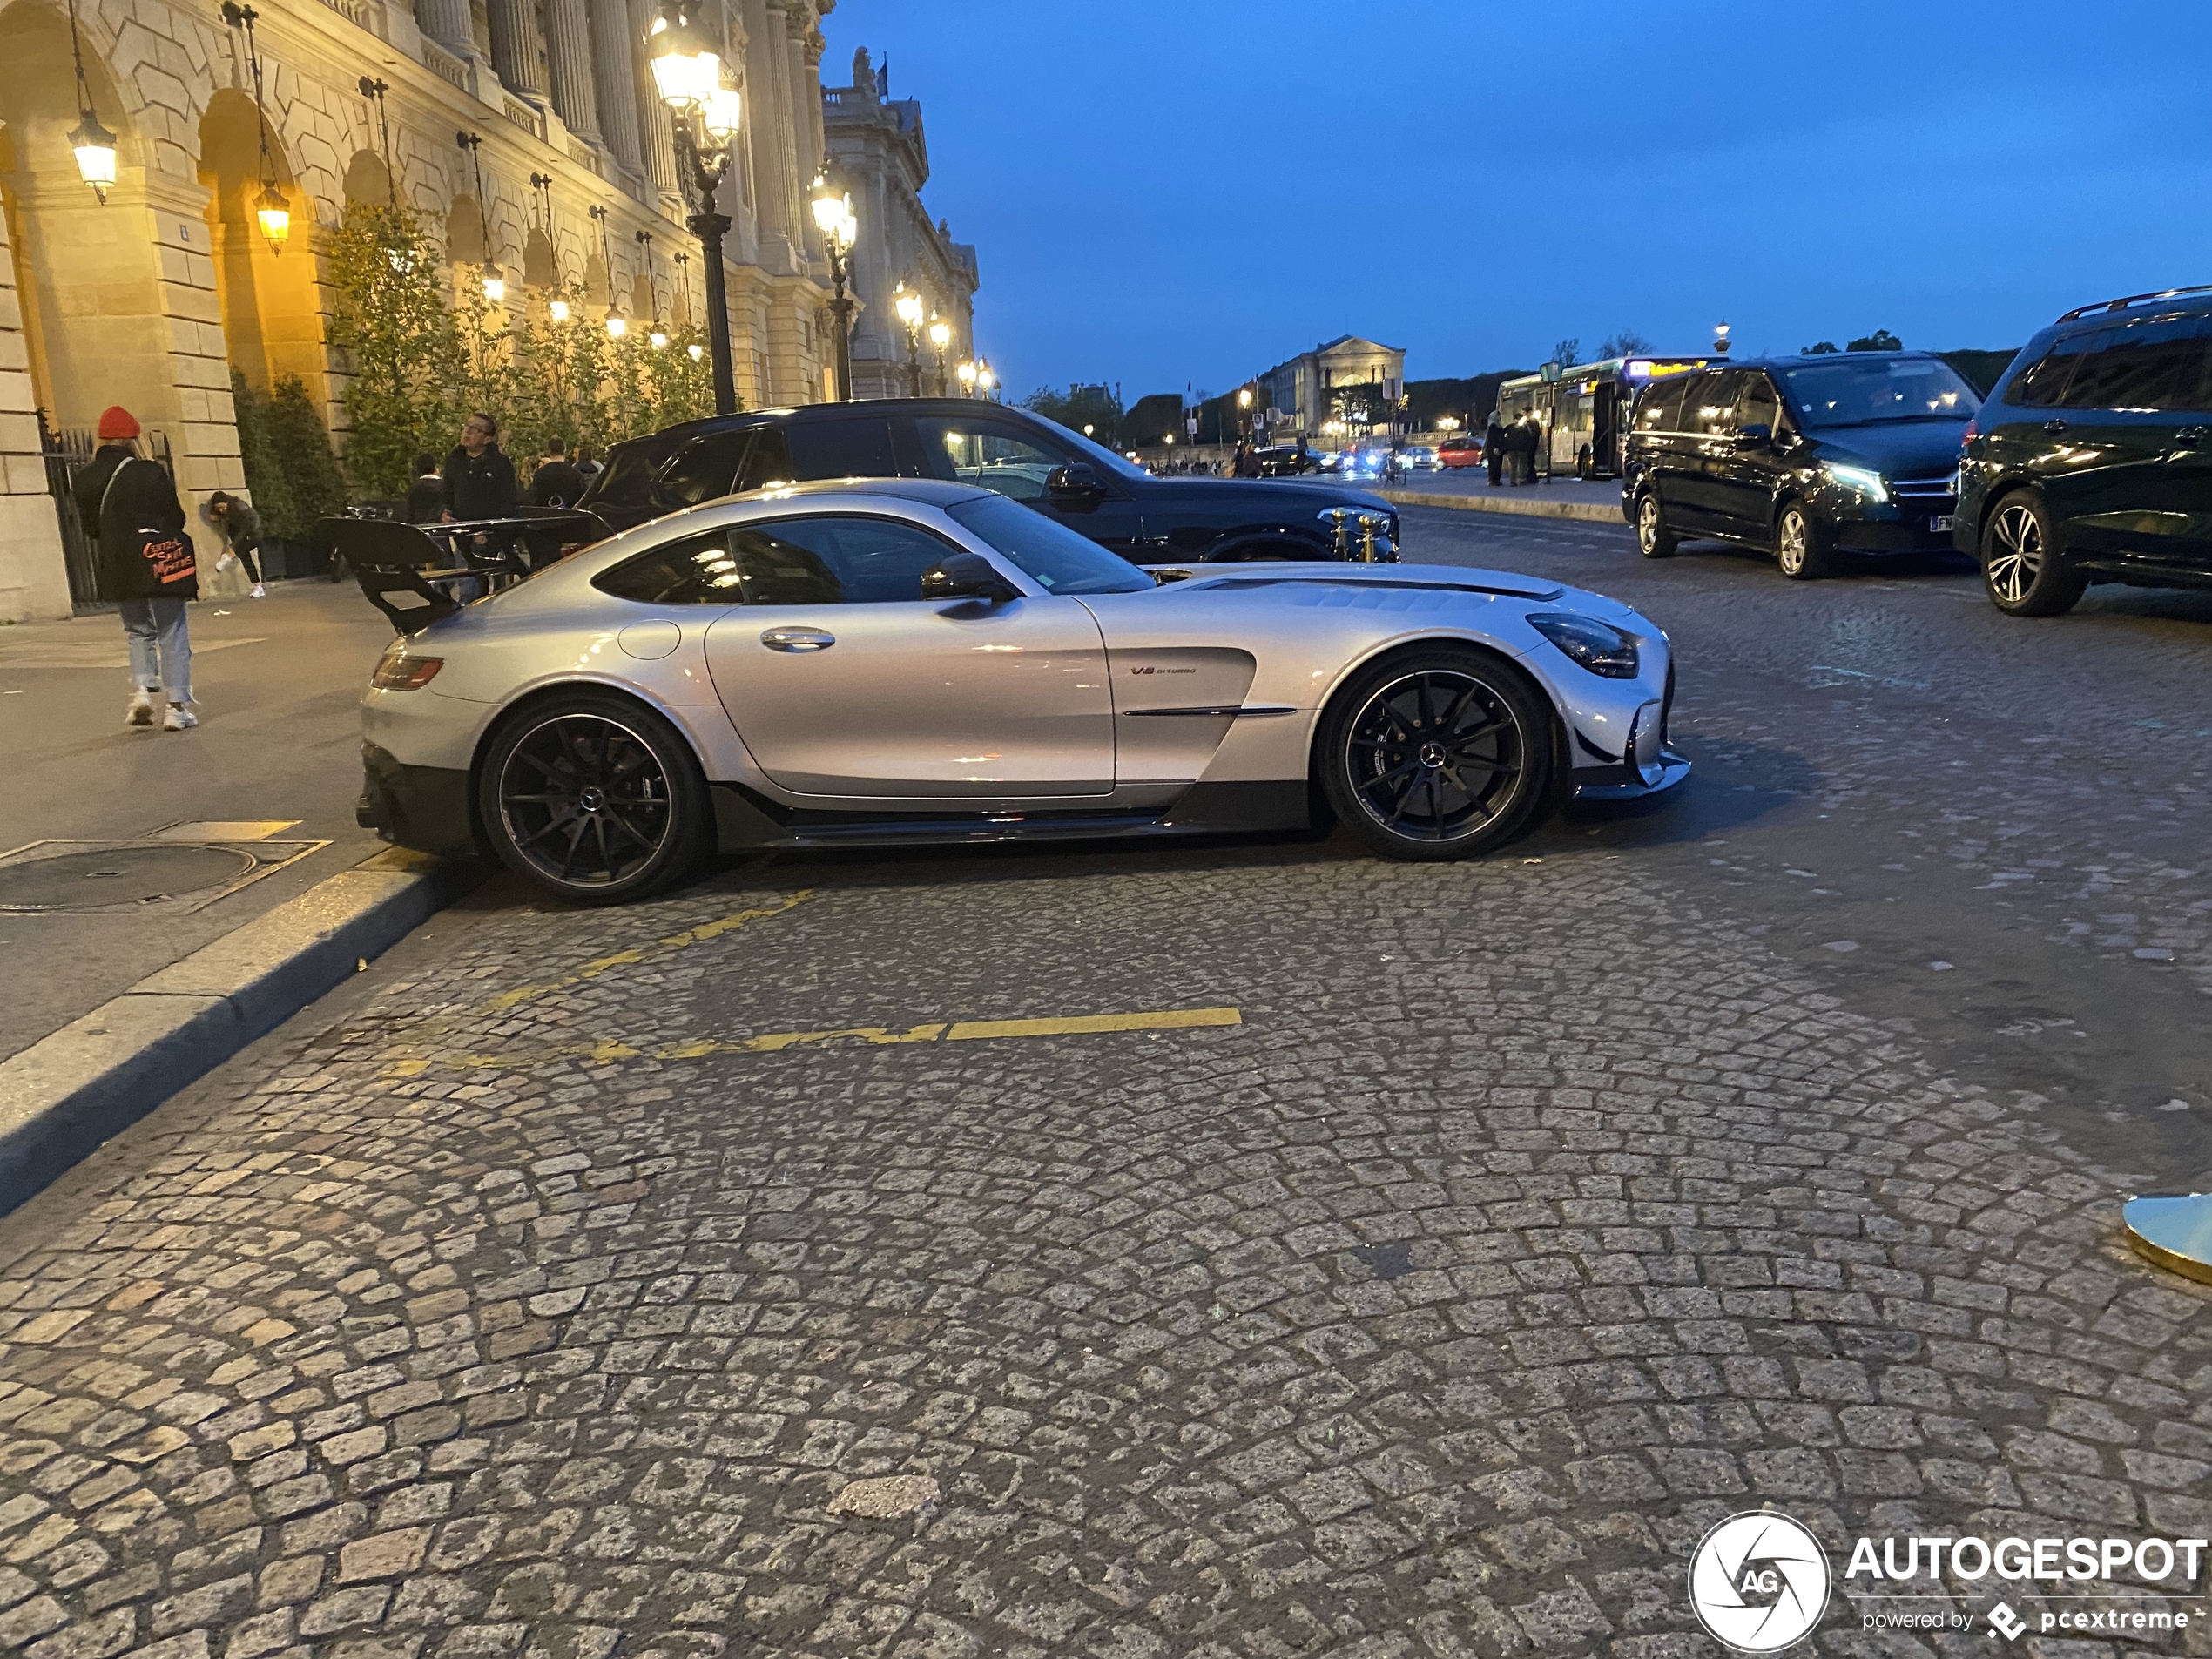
605, 308, 627, 340
255, 180, 290, 253
70, 108, 118, 202
686, 341, 704, 363
649, 322, 669, 350
482, 265, 504, 304
549, 297, 570, 323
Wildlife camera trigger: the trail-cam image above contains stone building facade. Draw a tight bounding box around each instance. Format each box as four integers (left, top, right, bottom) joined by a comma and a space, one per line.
1258, 334, 1406, 437
0, 0, 978, 621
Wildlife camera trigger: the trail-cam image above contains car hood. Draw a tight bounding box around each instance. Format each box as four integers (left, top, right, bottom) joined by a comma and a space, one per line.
1801, 421, 1968, 478
1138, 477, 1394, 513
1167, 559, 1563, 603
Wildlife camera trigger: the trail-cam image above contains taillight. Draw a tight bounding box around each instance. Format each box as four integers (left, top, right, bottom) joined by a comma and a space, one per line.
1961, 419, 1979, 446
371, 644, 443, 690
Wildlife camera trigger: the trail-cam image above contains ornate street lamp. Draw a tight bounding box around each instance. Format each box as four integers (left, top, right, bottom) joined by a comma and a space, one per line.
1713, 319, 1731, 357
65, 0, 116, 203
892, 281, 924, 396
975, 358, 995, 401
955, 359, 974, 397
927, 315, 950, 396
549, 296, 570, 322
648, 3, 742, 413
809, 168, 857, 401
223, 4, 289, 253
358, 78, 395, 205
1237, 386, 1253, 441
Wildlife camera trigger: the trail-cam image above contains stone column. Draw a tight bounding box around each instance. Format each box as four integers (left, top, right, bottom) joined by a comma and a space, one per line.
486, 0, 545, 96
630, 0, 681, 199
0, 201, 68, 621
797, 12, 826, 233
415, 0, 474, 51
741, 0, 799, 273
543, 0, 601, 140
588, 0, 644, 173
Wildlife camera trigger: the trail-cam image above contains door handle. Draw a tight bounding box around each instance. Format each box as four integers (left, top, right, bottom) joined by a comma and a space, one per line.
2042, 419, 2067, 435
759, 625, 834, 652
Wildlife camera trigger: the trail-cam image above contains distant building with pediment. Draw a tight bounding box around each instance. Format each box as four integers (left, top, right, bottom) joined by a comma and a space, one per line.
1258, 335, 1407, 435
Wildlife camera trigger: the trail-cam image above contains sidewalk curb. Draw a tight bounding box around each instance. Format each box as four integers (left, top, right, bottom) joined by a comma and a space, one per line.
1381, 488, 1625, 525
0, 848, 480, 1217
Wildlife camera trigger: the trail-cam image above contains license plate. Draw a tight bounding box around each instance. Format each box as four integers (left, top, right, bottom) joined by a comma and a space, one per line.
1930, 515, 1953, 532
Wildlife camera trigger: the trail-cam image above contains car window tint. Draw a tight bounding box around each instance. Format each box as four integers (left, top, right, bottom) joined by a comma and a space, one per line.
1736, 373, 1780, 432
660, 432, 752, 506
914, 418, 1073, 502
1683, 372, 1745, 437
590, 442, 658, 503
1633, 378, 1689, 434
2056, 318, 2212, 411
2009, 339, 2088, 408
592, 529, 748, 604
737, 427, 794, 491
734, 515, 961, 604
947, 494, 1151, 593
784, 416, 898, 480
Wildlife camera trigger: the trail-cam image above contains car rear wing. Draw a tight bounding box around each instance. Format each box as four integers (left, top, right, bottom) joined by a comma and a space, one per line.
321, 507, 611, 636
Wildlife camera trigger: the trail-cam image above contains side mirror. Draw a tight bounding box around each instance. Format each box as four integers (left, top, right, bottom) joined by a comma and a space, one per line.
921, 550, 1022, 604
1734, 423, 1773, 448
1047, 462, 1103, 496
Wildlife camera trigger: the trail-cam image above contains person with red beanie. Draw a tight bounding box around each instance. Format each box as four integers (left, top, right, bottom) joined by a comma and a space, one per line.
72, 405, 199, 730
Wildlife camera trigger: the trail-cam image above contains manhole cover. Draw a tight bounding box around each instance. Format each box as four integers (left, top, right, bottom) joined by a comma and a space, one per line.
0, 845, 258, 911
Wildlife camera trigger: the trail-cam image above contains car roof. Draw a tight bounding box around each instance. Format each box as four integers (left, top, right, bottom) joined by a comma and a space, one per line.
1703, 352, 1950, 371
612, 398, 1045, 454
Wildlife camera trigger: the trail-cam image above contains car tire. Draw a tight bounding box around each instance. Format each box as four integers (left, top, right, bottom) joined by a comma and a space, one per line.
479, 689, 711, 905
1635, 490, 1678, 558
1980, 491, 2086, 617
1316, 646, 1554, 863
1774, 501, 1837, 580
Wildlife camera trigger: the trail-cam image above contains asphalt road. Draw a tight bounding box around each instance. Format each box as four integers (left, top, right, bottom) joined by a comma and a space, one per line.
2, 516, 2210, 1657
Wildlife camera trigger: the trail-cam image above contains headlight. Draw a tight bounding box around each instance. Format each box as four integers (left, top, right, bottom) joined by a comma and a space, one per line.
1819, 462, 1888, 502
1527, 612, 1639, 678
371, 639, 443, 690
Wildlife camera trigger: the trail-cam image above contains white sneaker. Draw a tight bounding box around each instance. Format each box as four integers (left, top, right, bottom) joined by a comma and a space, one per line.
162, 703, 197, 731
214, 550, 236, 574
249, 583, 266, 598
125, 690, 157, 727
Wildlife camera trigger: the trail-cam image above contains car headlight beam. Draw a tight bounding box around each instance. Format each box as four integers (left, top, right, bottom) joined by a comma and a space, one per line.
1527, 611, 1639, 678
1819, 462, 1888, 502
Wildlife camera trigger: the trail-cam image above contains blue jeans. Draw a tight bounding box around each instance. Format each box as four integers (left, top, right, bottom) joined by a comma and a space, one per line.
119, 597, 191, 704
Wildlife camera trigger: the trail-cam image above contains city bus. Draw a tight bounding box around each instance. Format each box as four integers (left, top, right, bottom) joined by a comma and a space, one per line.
1497, 355, 1710, 479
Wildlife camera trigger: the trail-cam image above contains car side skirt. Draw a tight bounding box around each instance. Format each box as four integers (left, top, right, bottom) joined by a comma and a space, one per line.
710, 779, 1311, 851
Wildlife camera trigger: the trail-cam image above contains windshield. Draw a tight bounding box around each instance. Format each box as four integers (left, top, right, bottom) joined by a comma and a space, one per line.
947, 495, 1153, 594
1027, 415, 1153, 482
1778, 358, 1980, 428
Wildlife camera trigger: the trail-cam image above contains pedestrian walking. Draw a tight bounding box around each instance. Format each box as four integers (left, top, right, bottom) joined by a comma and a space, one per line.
403, 452, 444, 524
1485, 411, 1507, 486
574, 445, 603, 482
442, 412, 519, 522
529, 435, 585, 507
72, 406, 199, 731
206, 490, 266, 598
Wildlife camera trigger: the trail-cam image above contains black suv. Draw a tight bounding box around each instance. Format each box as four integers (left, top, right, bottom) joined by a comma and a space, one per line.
579, 398, 1398, 563
1622, 354, 1978, 579
1956, 287, 2212, 615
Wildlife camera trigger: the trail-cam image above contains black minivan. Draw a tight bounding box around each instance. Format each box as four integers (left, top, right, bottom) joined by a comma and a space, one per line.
1955, 287, 2212, 615
579, 397, 1399, 564
1621, 354, 1979, 579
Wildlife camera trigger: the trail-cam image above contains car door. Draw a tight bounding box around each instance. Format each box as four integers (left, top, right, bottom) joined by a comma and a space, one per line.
698, 513, 1115, 798
1629, 375, 1694, 522
1668, 370, 1745, 530
2042, 315, 2212, 569
911, 413, 1147, 558
1708, 370, 1784, 540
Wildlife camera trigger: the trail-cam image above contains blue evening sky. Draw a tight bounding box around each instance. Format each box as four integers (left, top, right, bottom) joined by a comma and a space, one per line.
826, 1, 2211, 403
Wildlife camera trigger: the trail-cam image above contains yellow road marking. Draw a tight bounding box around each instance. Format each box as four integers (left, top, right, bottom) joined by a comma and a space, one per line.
378, 1007, 1241, 1077
483, 890, 816, 1012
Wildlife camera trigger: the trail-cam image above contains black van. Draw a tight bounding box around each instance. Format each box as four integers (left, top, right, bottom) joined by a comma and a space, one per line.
1621, 354, 1978, 579
579, 397, 1399, 564
1955, 287, 2212, 615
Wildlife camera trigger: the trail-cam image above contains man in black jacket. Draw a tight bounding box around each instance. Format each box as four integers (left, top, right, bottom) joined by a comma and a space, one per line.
1485, 412, 1507, 486
442, 412, 518, 522
403, 453, 444, 524
73, 405, 198, 730
528, 436, 585, 508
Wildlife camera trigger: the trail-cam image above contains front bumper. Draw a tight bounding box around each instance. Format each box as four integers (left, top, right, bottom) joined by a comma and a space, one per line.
1572, 746, 1692, 801
359, 742, 480, 860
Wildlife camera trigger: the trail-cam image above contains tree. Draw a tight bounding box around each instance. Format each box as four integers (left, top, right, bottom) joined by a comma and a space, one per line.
1596, 330, 1652, 359
1331, 381, 1387, 428
1802, 341, 1840, 354
1122, 393, 1184, 447
1023, 384, 1123, 448
1847, 329, 1902, 352
327, 202, 459, 499
1548, 337, 1581, 369
231, 371, 348, 543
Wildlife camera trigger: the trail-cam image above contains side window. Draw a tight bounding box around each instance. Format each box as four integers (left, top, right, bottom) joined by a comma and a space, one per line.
914, 417, 1073, 502
732, 515, 962, 605
592, 528, 749, 604
1737, 373, 1780, 433
1634, 378, 1688, 434
738, 427, 795, 491
2011, 335, 2093, 408
784, 416, 898, 480
1683, 371, 1746, 437
658, 431, 752, 506
2058, 318, 2212, 412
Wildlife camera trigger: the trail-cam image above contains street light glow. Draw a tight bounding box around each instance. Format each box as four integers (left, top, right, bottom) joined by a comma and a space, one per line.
70, 108, 117, 201
700, 86, 742, 143
894, 282, 923, 330
255, 181, 289, 253
481, 266, 503, 303
605, 309, 627, 339
927, 316, 951, 352
549, 297, 570, 322
647, 6, 721, 111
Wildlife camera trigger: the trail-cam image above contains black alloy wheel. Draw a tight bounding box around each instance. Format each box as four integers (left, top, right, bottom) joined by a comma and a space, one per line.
1774, 501, 1837, 580
480, 691, 708, 903
1981, 492, 2087, 617
1635, 491, 1678, 558
1318, 649, 1553, 862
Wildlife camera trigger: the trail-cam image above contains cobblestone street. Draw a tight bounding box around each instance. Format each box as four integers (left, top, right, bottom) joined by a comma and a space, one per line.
3, 518, 2212, 1658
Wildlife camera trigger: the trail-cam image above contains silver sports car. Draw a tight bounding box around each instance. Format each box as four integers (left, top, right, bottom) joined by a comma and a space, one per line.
359, 478, 1687, 902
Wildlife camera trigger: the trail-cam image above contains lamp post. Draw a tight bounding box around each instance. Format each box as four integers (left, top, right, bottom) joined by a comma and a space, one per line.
1713, 319, 1731, 357
647, 3, 743, 414
1237, 386, 1253, 442
955, 360, 974, 398
892, 281, 924, 396
927, 316, 950, 396
975, 358, 995, 401
65, 0, 116, 203
222, 5, 290, 253
809, 169, 857, 401
358, 78, 395, 205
